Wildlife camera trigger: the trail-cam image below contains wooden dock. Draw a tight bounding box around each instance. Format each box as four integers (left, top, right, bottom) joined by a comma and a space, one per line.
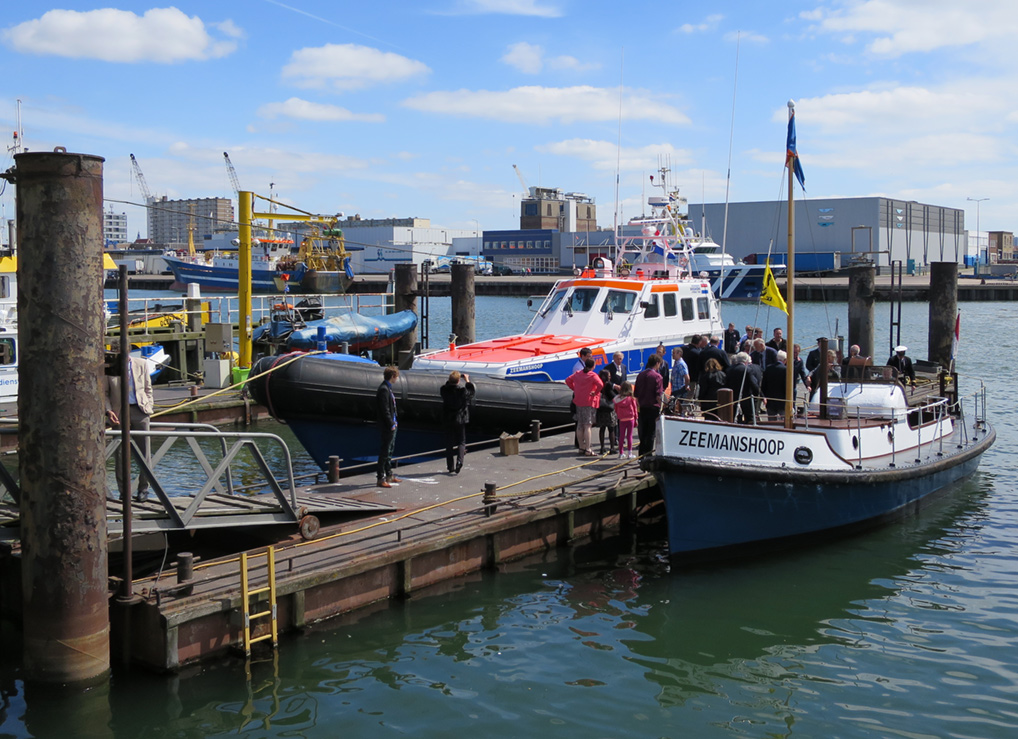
106, 432, 659, 672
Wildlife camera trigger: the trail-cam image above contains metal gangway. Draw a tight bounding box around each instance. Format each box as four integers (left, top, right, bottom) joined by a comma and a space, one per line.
0, 422, 394, 542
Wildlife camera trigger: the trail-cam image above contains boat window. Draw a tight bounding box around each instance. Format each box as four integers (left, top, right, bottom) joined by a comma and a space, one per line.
540, 288, 567, 317
569, 288, 600, 313
600, 290, 637, 314
0, 338, 15, 365
644, 295, 660, 319
697, 297, 710, 320
680, 297, 695, 321
662, 293, 677, 317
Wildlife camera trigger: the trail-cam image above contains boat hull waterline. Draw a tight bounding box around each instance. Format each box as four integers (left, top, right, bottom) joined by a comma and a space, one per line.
645, 415, 995, 558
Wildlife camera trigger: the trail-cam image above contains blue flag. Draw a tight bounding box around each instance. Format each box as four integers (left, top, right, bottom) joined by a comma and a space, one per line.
787, 109, 806, 191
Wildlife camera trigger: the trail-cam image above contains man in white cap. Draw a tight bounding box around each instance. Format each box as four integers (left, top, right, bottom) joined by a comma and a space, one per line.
887, 345, 916, 386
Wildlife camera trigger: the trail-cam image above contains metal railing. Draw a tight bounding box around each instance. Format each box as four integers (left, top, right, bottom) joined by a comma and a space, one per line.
103, 421, 301, 532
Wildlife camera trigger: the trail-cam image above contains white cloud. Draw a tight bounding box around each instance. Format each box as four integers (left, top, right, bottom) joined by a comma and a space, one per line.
403, 86, 690, 125
788, 84, 1006, 135
723, 30, 768, 44
257, 98, 385, 123
2, 8, 238, 63
444, 0, 563, 18
679, 14, 723, 34
808, 0, 1018, 57
537, 139, 694, 172
282, 44, 430, 91
502, 42, 544, 74
501, 42, 600, 74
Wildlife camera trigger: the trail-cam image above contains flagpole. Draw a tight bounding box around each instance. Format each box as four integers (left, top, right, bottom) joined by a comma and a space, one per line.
784, 100, 796, 430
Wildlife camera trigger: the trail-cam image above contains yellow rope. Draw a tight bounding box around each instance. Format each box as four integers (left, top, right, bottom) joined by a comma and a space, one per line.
150, 350, 325, 418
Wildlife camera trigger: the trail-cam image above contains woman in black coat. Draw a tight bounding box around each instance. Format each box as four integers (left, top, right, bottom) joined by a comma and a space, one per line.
698, 358, 727, 420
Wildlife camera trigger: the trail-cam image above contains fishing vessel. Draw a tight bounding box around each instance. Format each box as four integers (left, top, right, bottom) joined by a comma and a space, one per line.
163, 236, 305, 293
277, 220, 360, 294
643, 102, 995, 559
619, 167, 782, 300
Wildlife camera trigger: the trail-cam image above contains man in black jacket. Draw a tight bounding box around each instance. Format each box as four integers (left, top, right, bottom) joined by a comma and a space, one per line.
440, 371, 476, 473
376, 366, 401, 487
725, 352, 761, 424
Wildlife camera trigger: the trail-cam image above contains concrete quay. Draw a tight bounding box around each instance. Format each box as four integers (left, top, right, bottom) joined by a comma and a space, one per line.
116, 432, 659, 672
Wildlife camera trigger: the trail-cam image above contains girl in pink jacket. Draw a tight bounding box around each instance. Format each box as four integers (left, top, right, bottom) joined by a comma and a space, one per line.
613, 381, 638, 458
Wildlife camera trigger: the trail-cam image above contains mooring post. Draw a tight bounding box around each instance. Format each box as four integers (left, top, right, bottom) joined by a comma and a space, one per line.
847, 263, 876, 360
928, 262, 958, 369
14, 149, 110, 685
393, 264, 418, 367
530, 420, 541, 442
716, 388, 734, 423
450, 263, 476, 346
328, 455, 341, 483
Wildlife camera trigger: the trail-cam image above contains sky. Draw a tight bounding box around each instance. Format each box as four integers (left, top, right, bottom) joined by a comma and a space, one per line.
0, 0, 1015, 243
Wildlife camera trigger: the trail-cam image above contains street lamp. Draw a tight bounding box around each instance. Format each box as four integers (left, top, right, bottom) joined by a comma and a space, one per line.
967, 196, 989, 261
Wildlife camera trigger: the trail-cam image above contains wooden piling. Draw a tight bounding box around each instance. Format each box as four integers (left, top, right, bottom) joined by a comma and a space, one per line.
847, 263, 875, 359
450, 263, 476, 346
14, 150, 110, 685
393, 264, 418, 366
928, 263, 958, 368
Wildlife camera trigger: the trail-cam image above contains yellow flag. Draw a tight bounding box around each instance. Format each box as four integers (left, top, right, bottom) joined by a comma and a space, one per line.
760, 262, 787, 313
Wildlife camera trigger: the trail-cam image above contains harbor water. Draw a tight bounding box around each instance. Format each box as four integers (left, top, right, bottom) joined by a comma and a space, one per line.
1, 296, 1016, 738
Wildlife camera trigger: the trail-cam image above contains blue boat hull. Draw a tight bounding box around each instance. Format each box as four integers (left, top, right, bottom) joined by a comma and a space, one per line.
646, 427, 995, 558
165, 257, 305, 292
702, 265, 770, 300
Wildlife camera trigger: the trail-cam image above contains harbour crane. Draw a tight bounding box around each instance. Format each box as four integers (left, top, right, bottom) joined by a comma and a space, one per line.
129, 153, 153, 204
223, 151, 241, 197
512, 164, 532, 197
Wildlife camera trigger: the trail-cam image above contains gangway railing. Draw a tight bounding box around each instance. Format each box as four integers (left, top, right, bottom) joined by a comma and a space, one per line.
103, 421, 301, 534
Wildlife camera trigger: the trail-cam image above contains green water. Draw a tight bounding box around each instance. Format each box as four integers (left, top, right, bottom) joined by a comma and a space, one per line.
1, 298, 1015, 738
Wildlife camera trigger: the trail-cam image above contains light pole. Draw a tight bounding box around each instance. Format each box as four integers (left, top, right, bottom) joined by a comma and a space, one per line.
967, 196, 989, 262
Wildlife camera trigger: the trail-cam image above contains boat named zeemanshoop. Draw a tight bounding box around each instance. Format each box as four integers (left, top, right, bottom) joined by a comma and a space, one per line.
643, 100, 995, 559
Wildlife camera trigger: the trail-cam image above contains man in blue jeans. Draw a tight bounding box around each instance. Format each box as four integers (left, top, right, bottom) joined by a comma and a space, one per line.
376, 366, 402, 488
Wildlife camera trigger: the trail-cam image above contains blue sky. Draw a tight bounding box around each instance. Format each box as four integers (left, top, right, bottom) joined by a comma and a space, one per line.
1, 1, 1014, 242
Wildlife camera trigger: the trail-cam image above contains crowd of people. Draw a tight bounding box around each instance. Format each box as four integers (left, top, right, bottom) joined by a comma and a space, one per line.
371, 330, 917, 484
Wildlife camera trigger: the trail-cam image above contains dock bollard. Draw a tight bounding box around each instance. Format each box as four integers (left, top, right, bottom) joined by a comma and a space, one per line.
328, 455, 341, 484
483, 481, 498, 517
530, 419, 541, 442
177, 552, 194, 595
190, 385, 199, 397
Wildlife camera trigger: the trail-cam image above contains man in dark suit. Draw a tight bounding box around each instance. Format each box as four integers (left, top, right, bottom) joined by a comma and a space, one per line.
724, 323, 741, 355
700, 335, 730, 369
761, 350, 788, 420
683, 335, 703, 397
887, 345, 916, 386
606, 351, 628, 390
725, 352, 761, 424
766, 327, 787, 353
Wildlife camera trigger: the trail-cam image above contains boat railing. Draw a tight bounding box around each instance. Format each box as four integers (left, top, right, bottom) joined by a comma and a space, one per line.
103, 421, 301, 533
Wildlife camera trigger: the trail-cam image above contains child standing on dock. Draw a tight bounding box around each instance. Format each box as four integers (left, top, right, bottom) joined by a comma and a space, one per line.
614, 382, 638, 459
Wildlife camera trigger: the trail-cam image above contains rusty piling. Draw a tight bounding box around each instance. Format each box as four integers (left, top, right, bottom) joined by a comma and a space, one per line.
450, 263, 476, 346
928, 262, 958, 368
847, 263, 875, 359
14, 150, 110, 685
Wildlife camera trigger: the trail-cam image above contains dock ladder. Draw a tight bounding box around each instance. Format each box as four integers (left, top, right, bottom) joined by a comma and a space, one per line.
240, 547, 279, 657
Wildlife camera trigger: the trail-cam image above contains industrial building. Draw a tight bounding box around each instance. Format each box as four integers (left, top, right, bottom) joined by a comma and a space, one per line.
692, 197, 968, 272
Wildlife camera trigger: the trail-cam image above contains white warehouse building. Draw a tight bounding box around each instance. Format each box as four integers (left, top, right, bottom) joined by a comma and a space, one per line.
691, 196, 968, 271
